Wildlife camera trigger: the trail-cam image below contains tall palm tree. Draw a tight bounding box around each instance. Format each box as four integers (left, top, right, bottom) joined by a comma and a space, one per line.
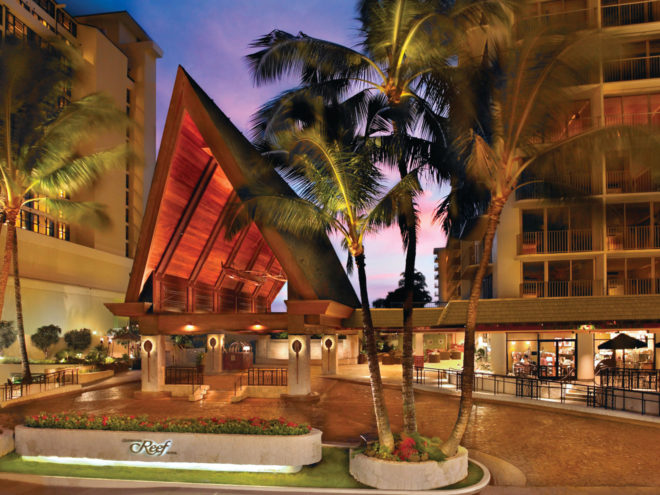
0, 39, 131, 381
228, 101, 421, 451
247, 0, 513, 435
439, 24, 660, 456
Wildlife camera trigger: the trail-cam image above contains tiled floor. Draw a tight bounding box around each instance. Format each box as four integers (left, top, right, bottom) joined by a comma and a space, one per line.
1, 365, 659, 487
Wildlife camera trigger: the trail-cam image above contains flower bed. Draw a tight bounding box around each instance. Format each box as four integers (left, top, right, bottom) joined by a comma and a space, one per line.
16, 414, 321, 472
25, 413, 312, 435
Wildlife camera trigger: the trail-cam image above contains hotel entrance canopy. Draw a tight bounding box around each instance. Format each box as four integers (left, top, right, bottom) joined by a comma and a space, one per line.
107, 67, 359, 334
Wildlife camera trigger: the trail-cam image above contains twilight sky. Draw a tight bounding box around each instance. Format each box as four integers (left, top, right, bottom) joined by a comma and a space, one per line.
66, 0, 448, 308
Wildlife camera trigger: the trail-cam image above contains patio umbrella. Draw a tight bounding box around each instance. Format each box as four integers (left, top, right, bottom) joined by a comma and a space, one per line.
598, 333, 647, 368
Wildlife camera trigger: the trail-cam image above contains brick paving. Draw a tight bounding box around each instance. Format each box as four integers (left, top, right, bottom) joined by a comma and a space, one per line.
0, 366, 659, 488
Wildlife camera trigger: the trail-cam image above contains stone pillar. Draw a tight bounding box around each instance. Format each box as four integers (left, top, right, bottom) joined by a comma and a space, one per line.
414, 333, 424, 357
346, 334, 359, 363
577, 332, 595, 381
321, 334, 338, 375
141, 335, 165, 392
206, 334, 224, 374
490, 332, 507, 375
287, 334, 311, 395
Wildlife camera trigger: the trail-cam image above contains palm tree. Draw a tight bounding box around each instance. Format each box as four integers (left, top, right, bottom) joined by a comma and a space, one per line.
227, 100, 421, 451
0, 39, 131, 381
439, 24, 660, 456
248, 0, 513, 435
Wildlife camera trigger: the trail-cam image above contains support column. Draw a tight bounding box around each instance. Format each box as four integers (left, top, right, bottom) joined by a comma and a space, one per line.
490, 332, 507, 376
577, 332, 595, 381
287, 334, 311, 395
321, 334, 338, 375
141, 335, 165, 392
413, 332, 425, 366
206, 334, 224, 374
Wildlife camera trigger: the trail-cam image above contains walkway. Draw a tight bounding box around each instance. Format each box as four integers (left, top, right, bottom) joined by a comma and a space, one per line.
0, 365, 659, 488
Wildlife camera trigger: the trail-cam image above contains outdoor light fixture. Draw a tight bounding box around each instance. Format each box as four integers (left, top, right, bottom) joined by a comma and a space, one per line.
22, 456, 301, 473
250, 322, 265, 331
184, 323, 196, 331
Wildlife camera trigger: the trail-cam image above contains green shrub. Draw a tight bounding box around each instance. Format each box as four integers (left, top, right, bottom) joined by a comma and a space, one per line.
64, 328, 92, 352
30, 324, 61, 358
0, 321, 16, 353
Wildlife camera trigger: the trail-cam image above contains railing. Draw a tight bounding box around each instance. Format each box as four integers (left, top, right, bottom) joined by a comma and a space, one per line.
518, 7, 596, 31
165, 366, 203, 394
518, 229, 597, 255
604, 112, 660, 127
1, 368, 78, 402
233, 367, 288, 397
520, 279, 604, 298
604, 55, 660, 82
516, 173, 598, 200
413, 367, 591, 404
606, 225, 655, 250
597, 368, 659, 390
606, 169, 655, 193
248, 368, 287, 386
587, 385, 660, 415
602, 0, 660, 27
607, 278, 655, 295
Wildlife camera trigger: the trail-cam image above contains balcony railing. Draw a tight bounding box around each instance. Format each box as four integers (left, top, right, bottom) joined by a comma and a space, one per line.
604, 112, 660, 127
606, 169, 656, 193
520, 279, 604, 298
517, 7, 597, 32
604, 55, 660, 82
606, 225, 660, 250
532, 117, 593, 143
602, 0, 660, 27
516, 173, 598, 200
606, 278, 657, 295
518, 229, 598, 254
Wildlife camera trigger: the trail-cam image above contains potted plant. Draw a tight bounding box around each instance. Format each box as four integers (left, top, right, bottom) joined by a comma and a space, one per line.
195, 351, 205, 374
357, 349, 368, 364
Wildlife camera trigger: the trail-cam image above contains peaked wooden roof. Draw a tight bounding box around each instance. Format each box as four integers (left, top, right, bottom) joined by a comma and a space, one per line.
126, 67, 359, 310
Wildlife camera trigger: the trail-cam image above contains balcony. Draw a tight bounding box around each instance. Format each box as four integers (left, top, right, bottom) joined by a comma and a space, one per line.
606, 278, 660, 295
517, 7, 596, 33
520, 279, 604, 298
606, 225, 660, 250
604, 55, 660, 82
606, 169, 657, 193
532, 116, 593, 144
602, 0, 660, 27
605, 112, 660, 127
465, 242, 492, 266
518, 229, 599, 255
516, 173, 598, 200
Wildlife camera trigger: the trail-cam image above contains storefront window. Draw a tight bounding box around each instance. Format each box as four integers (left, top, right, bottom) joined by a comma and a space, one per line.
507, 333, 538, 374
594, 330, 655, 369
475, 333, 492, 372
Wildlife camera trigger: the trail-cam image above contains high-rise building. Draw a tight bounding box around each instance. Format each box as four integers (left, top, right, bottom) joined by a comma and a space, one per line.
434, 0, 660, 379
0, 0, 161, 355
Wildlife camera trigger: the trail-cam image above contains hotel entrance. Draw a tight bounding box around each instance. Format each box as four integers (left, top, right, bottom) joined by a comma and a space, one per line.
538, 338, 576, 378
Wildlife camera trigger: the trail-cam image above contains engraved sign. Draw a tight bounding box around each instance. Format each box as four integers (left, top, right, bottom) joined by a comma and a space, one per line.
124, 439, 172, 456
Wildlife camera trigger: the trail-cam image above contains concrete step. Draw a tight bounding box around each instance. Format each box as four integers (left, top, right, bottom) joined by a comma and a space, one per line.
203, 389, 236, 403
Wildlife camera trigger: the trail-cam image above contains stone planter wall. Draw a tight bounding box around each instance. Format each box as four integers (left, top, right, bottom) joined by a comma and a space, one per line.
15, 425, 322, 471
78, 370, 114, 385
349, 446, 469, 490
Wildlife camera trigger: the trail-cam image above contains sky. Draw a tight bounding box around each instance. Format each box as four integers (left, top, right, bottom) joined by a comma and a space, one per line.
65, 0, 448, 308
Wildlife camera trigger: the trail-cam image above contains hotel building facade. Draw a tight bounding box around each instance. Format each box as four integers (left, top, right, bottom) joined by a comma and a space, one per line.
0, 1, 161, 356
433, 0, 660, 380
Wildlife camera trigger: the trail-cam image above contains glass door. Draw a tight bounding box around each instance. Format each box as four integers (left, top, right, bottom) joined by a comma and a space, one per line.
538, 339, 576, 379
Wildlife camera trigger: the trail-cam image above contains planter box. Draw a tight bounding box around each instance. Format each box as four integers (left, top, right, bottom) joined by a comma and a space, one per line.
350, 446, 468, 490
15, 425, 322, 472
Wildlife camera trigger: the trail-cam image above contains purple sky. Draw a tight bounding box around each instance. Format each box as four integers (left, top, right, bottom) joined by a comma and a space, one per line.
66, 1, 448, 307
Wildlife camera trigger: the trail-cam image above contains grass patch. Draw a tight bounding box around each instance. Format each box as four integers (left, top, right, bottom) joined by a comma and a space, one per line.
0, 448, 484, 490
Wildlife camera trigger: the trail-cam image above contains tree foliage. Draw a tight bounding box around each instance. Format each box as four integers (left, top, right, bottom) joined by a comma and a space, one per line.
64, 328, 92, 352
0, 320, 15, 352
30, 324, 61, 357
373, 270, 431, 308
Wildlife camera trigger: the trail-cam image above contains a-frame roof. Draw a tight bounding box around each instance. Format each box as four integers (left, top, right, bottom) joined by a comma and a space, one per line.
126, 66, 359, 310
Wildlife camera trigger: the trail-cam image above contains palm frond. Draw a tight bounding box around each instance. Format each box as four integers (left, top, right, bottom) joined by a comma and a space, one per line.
38, 199, 111, 229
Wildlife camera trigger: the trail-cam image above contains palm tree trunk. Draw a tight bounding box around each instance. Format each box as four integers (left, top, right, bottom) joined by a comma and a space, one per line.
441, 195, 507, 457
9, 218, 31, 383
0, 211, 16, 319
355, 252, 394, 451
401, 222, 417, 434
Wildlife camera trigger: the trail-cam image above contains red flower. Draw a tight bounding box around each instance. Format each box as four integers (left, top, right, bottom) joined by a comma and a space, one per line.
278, 417, 286, 424
286, 422, 298, 428
129, 415, 135, 420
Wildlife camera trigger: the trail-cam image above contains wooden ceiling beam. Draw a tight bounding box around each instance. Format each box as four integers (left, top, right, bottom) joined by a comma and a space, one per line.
188, 190, 237, 286
214, 224, 251, 289
155, 158, 218, 276
252, 255, 276, 298
234, 238, 266, 294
